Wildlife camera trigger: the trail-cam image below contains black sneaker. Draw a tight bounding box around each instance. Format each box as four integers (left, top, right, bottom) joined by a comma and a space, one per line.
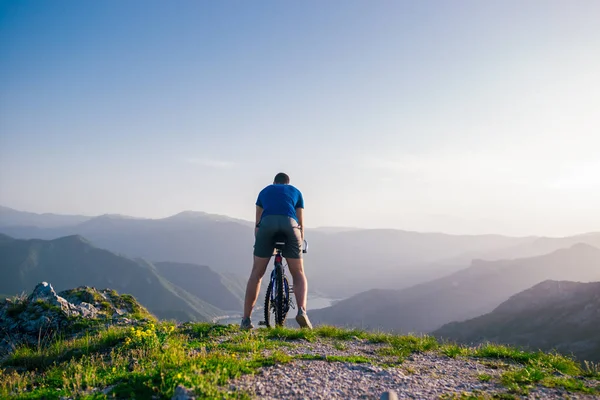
240, 317, 254, 330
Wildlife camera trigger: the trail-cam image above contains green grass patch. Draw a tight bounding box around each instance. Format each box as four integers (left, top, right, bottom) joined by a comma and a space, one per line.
476, 344, 580, 375
265, 326, 316, 341
250, 350, 292, 367
477, 373, 492, 382
440, 343, 472, 358
375, 334, 439, 362
311, 325, 367, 340
0, 322, 255, 399
264, 325, 413, 343
182, 322, 238, 341
6, 301, 27, 318
439, 391, 518, 399
583, 360, 600, 380
217, 337, 290, 353
3, 326, 127, 371
499, 362, 597, 395
541, 376, 597, 394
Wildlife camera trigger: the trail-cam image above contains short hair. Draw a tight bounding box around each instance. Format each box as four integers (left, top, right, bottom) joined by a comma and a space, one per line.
273, 172, 290, 184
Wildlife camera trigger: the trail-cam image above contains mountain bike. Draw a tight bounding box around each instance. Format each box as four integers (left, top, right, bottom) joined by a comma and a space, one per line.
259, 236, 308, 328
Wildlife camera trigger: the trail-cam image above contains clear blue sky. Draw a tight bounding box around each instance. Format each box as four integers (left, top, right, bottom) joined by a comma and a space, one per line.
1, 0, 599, 236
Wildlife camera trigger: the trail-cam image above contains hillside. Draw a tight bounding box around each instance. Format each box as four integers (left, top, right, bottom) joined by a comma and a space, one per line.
310, 243, 600, 333
154, 261, 244, 311
434, 280, 600, 362
1, 285, 599, 399
0, 234, 226, 321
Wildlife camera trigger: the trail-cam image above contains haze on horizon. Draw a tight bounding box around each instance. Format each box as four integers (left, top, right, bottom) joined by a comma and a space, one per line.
1, 1, 599, 237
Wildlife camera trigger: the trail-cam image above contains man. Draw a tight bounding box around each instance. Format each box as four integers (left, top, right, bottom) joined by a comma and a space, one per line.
240, 172, 312, 330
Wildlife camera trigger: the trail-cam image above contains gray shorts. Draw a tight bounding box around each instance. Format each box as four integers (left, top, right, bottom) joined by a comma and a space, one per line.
254, 215, 303, 259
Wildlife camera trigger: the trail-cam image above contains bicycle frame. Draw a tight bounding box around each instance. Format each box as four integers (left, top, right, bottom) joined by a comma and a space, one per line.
269, 249, 291, 308
269, 239, 307, 306
261, 240, 307, 327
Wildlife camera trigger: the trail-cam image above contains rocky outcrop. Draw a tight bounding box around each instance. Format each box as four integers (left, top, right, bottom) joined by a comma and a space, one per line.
0, 282, 153, 357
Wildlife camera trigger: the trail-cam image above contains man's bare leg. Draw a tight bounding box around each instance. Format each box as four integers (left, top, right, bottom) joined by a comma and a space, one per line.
287, 257, 312, 328
243, 256, 270, 319
286, 257, 307, 311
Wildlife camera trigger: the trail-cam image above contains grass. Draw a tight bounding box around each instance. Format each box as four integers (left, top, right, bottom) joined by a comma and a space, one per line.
2, 326, 127, 370
1, 323, 598, 399
438, 341, 599, 395
0, 322, 256, 399
6, 302, 27, 318
583, 360, 600, 379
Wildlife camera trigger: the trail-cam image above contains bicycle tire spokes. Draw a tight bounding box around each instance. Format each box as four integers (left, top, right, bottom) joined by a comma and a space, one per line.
263, 252, 292, 328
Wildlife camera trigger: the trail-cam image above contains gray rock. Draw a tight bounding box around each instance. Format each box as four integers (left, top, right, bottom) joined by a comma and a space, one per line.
171, 384, 195, 400
380, 390, 399, 400
28, 282, 57, 302
0, 282, 145, 358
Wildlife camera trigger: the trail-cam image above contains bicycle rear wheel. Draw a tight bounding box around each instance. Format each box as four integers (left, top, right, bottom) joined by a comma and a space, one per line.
263, 269, 290, 328
275, 263, 285, 326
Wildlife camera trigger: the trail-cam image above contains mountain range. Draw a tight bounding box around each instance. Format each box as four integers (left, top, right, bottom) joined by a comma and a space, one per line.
310, 243, 600, 333
434, 280, 600, 362
4, 206, 600, 298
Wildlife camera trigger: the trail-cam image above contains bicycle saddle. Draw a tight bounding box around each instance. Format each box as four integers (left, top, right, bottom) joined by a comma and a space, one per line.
273, 234, 286, 250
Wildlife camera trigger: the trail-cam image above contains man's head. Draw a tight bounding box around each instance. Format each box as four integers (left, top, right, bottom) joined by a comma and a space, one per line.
273, 172, 290, 185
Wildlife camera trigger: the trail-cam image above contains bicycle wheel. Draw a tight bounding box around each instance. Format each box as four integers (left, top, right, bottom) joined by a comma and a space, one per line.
263, 272, 290, 328
275, 263, 285, 326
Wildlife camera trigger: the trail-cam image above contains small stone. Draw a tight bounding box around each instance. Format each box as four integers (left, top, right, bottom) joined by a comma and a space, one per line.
171, 384, 195, 400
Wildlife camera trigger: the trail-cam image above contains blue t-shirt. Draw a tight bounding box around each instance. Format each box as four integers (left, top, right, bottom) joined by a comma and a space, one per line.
256, 184, 304, 223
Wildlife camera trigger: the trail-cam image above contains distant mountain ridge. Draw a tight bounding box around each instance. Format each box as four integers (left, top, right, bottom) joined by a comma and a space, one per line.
447, 233, 600, 265
2, 205, 600, 298
0, 206, 91, 228
310, 243, 600, 333
0, 234, 241, 322
434, 280, 600, 362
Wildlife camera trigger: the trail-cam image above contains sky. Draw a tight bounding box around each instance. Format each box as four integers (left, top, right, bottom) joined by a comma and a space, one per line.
1, 0, 599, 237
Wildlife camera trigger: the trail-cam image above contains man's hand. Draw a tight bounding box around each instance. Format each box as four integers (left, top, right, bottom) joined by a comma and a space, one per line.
255, 227, 259, 237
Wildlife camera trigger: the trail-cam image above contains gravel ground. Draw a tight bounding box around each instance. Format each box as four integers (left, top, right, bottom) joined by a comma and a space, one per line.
225, 339, 600, 400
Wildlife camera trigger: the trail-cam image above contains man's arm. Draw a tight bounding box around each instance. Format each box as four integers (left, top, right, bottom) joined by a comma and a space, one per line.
296, 207, 304, 240
255, 191, 264, 236
295, 190, 305, 240
255, 205, 263, 227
